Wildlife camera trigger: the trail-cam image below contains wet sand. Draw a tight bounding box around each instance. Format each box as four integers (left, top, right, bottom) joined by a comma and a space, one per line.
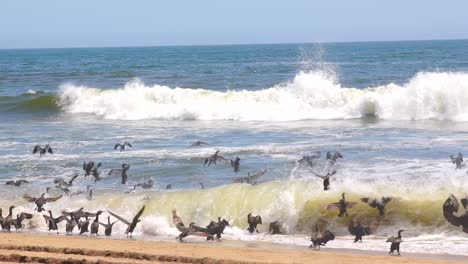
0, 233, 466, 264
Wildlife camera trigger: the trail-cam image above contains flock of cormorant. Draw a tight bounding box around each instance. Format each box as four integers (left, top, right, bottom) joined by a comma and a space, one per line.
0, 143, 467, 257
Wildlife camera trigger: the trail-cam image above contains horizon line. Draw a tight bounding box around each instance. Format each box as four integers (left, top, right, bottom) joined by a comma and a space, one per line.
1, 38, 467, 51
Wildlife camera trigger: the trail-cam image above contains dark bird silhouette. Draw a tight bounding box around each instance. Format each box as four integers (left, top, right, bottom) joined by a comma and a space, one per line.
247, 213, 262, 233
78, 217, 90, 235
23, 193, 62, 212
450, 153, 464, 169
108, 205, 145, 237
100, 216, 119, 236
43, 210, 66, 234
269, 221, 283, 235
13, 212, 33, 231
312, 170, 336, 191
2, 206, 16, 232
327, 193, 357, 217
65, 215, 78, 235
166, 184, 172, 190
310, 224, 335, 250
442, 194, 468, 233
360, 197, 393, 216
203, 150, 226, 166
90, 211, 103, 236
108, 163, 131, 184
172, 209, 186, 232
114, 142, 132, 152
387, 230, 404, 255
177, 222, 214, 241
229, 157, 241, 173
199, 182, 205, 189
33, 144, 53, 156
233, 169, 267, 185
348, 219, 372, 243
205, 218, 230, 239
5, 180, 29, 187
326, 151, 343, 165
83, 162, 102, 178
187, 141, 210, 148
54, 174, 78, 188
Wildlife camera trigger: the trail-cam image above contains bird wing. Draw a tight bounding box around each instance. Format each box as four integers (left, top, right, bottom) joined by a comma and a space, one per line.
326, 151, 332, 160
45, 195, 63, 202
326, 202, 341, 210
47, 146, 53, 154
108, 211, 130, 225
132, 205, 145, 223
55, 215, 67, 223
386, 236, 402, 243
19, 212, 33, 221
5, 181, 14, 186
83, 211, 97, 218
114, 144, 121, 150
33, 145, 40, 154
124, 142, 133, 147
23, 194, 37, 203
96, 163, 102, 168
347, 202, 358, 208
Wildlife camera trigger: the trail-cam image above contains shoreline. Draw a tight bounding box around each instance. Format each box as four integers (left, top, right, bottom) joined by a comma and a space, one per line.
0, 233, 466, 264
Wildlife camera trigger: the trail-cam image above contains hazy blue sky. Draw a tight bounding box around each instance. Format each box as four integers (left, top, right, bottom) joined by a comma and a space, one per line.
2, 0, 468, 49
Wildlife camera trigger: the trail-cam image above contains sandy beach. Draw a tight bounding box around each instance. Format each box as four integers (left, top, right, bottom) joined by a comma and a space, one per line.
0, 233, 465, 264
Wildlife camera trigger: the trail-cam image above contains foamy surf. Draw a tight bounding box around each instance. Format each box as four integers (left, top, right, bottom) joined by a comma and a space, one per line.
57, 71, 468, 121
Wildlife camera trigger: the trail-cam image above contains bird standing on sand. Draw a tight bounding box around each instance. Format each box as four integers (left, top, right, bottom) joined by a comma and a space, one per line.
65, 215, 78, 235
2, 206, 16, 232
327, 193, 357, 217
187, 141, 210, 148
90, 211, 103, 236
100, 216, 119, 236
387, 230, 404, 255
115, 142, 132, 152
43, 211, 66, 234
33, 144, 53, 156
450, 153, 464, 169
108, 205, 145, 237
13, 212, 33, 231
23, 193, 62, 212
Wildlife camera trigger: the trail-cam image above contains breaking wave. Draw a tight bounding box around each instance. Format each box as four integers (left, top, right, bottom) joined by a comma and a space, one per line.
57, 71, 468, 121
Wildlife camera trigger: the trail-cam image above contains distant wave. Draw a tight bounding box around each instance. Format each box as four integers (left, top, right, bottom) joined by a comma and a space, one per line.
56, 71, 468, 121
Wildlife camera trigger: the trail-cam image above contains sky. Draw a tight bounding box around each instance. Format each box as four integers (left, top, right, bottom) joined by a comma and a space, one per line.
1, 0, 468, 49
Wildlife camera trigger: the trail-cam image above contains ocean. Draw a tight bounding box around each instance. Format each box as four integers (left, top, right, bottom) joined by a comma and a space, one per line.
0, 40, 467, 255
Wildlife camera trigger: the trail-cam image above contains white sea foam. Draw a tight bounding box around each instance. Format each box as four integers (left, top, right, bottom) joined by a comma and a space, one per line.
58, 71, 468, 121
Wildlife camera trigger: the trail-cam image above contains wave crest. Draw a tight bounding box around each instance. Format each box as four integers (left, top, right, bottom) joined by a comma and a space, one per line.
57, 71, 468, 121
